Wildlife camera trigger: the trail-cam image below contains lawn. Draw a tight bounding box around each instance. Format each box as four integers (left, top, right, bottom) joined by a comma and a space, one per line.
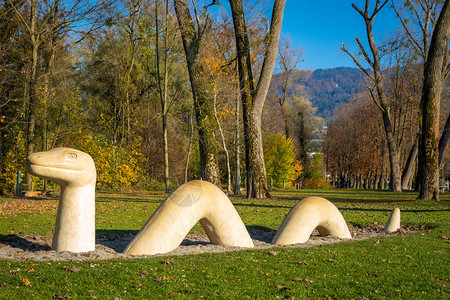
0, 188, 448, 299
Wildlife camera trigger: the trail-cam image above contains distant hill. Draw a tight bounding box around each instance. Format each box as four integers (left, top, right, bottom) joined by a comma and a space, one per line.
301, 67, 365, 119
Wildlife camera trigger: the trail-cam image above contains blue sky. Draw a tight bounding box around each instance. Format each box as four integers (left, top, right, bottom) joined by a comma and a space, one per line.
281, 1, 400, 70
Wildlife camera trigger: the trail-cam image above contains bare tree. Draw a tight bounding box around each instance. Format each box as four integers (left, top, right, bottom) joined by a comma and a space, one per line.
391, 0, 446, 191
174, 0, 220, 185
154, 0, 173, 192
417, 0, 450, 200
271, 35, 310, 138
229, 0, 286, 198
342, 0, 403, 192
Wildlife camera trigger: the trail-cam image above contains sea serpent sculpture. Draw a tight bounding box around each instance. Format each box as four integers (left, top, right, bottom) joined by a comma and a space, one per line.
26, 147, 96, 252
25, 148, 355, 254
272, 197, 352, 245
124, 180, 254, 255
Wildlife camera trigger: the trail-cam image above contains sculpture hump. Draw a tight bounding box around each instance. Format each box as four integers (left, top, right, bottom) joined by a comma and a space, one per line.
272, 196, 352, 245
124, 180, 254, 255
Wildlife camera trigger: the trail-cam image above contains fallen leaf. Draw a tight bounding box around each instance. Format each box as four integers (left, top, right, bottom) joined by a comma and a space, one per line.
297, 261, 309, 265
90, 264, 99, 268
268, 251, 279, 256
328, 259, 338, 264
54, 294, 71, 299
62, 266, 82, 273
21, 277, 31, 286
305, 278, 313, 283
163, 258, 174, 265
293, 277, 302, 281
27, 268, 35, 273
140, 271, 148, 278
154, 276, 169, 282
275, 285, 292, 292
406, 255, 412, 259
434, 251, 442, 254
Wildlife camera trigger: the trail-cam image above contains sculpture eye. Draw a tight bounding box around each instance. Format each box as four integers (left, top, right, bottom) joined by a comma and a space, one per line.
67, 153, 77, 159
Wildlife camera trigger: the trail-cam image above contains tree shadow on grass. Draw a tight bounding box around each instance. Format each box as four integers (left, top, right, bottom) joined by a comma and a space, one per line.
233, 203, 292, 209
0, 234, 51, 252
339, 207, 450, 213
277, 195, 415, 204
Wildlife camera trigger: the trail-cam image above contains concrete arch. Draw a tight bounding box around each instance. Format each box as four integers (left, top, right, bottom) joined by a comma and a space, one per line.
124, 180, 254, 255
272, 197, 352, 245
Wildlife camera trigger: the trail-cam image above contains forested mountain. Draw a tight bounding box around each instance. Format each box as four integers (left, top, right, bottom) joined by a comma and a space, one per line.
301, 67, 365, 119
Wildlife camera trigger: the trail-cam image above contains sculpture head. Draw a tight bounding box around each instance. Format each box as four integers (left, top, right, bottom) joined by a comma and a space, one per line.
26, 147, 96, 187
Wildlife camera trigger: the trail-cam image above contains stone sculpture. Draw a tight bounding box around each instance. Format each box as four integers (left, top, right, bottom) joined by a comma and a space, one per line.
26, 147, 96, 252
124, 180, 254, 255
272, 197, 352, 245
384, 208, 400, 233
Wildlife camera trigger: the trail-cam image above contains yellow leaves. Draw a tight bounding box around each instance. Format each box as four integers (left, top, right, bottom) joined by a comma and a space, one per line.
202, 56, 223, 73
291, 159, 303, 181
215, 106, 235, 120
21, 277, 31, 286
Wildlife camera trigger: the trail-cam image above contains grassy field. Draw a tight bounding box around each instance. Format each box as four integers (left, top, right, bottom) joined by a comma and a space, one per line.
0, 188, 448, 299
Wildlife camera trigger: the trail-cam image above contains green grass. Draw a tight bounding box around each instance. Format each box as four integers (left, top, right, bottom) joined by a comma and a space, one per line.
0, 189, 448, 298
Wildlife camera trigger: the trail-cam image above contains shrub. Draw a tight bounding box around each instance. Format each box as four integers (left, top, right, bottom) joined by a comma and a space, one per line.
264, 133, 301, 188
302, 153, 330, 189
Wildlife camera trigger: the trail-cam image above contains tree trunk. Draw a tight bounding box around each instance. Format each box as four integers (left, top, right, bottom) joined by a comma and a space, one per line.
184, 112, 194, 183
418, 0, 450, 200
156, 0, 171, 192
233, 78, 242, 196
401, 133, 419, 190
174, 0, 220, 186
438, 113, 450, 166
213, 88, 231, 194
26, 0, 39, 187
280, 100, 290, 138
229, 0, 286, 198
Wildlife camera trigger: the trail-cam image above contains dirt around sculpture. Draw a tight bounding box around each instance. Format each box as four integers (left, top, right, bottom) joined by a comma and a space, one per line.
26, 147, 96, 253
272, 196, 352, 245
124, 180, 254, 255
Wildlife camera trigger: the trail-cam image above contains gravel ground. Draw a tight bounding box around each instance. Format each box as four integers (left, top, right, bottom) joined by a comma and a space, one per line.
0, 225, 426, 261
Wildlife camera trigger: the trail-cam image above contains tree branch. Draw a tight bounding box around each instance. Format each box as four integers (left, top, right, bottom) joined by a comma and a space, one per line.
391, 0, 424, 57
341, 43, 375, 80
368, 85, 385, 113
356, 37, 374, 68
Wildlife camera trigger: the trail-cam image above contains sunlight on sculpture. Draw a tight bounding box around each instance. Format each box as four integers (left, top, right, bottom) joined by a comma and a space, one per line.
384, 208, 401, 233
26, 147, 96, 252
272, 197, 352, 245
124, 180, 254, 255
